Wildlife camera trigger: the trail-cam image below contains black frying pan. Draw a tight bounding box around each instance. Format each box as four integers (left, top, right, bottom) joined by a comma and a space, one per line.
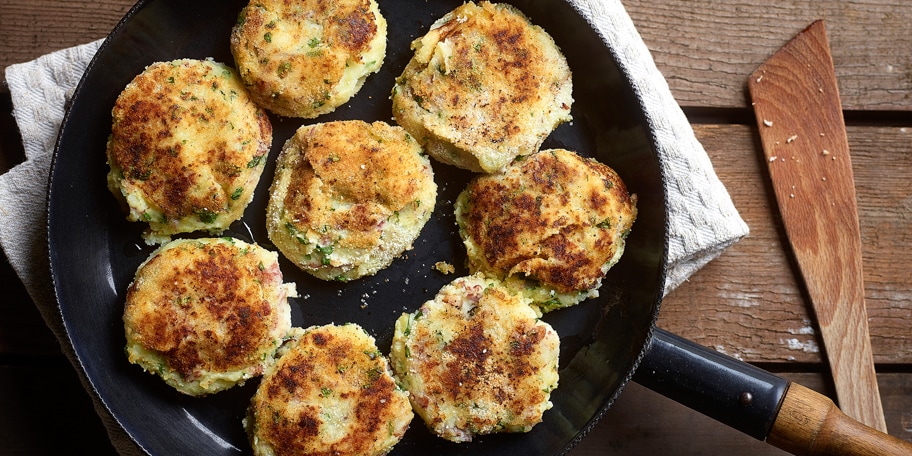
48, 1, 909, 455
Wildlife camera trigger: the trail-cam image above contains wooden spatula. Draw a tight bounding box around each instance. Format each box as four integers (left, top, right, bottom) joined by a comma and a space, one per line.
747, 20, 887, 433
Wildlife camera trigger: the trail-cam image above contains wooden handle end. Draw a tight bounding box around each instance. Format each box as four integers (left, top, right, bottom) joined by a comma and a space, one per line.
768, 383, 912, 456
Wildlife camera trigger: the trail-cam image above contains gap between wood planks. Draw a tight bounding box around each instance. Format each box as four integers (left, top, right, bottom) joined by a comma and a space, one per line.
683, 106, 912, 127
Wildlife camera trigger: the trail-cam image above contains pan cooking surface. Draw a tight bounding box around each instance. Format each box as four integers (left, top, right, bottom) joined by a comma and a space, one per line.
48, 0, 666, 453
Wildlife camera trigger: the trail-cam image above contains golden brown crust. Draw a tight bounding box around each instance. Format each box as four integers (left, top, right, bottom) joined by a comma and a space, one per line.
266, 120, 437, 280
390, 274, 559, 442
123, 238, 294, 396
282, 122, 424, 247
107, 59, 271, 244
455, 149, 637, 311
245, 324, 412, 456
230, 0, 387, 118
391, 1, 572, 172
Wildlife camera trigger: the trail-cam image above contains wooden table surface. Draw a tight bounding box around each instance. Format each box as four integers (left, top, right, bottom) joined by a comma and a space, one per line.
1, 0, 909, 454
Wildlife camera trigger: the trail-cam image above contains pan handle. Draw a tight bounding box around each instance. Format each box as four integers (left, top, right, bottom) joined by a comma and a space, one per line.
632, 328, 788, 440
633, 329, 912, 455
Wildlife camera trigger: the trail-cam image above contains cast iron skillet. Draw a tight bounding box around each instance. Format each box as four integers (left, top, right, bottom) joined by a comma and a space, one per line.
47, 0, 794, 454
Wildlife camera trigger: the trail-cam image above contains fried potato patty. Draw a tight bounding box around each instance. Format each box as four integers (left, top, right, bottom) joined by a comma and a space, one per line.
390, 273, 560, 443
391, 1, 572, 173
123, 238, 296, 396
244, 323, 412, 456
231, 0, 387, 118
455, 149, 637, 313
266, 120, 437, 281
106, 59, 272, 245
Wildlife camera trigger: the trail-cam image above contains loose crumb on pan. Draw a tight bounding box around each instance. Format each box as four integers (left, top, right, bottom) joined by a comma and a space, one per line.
433, 261, 455, 274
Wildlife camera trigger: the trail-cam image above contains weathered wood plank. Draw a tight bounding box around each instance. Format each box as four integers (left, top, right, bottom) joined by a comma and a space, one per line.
572, 372, 912, 455
3, 0, 911, 111
623, 0, 912, 110
660, 124, 912, 364
0, 0, 133, 79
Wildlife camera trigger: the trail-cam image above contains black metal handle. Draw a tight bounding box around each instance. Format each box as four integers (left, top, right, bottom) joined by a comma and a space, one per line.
632, 328, 790, 440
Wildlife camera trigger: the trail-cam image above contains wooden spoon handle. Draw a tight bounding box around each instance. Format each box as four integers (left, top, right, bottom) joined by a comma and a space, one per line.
768, 382, 912, 455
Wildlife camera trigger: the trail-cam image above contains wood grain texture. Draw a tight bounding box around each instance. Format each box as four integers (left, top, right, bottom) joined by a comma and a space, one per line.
2, 0, 911, 111
572, 373, 912, 455
767, 382, 912, 455
0, 0, 133, 84
624, 0, 912, 110
659, 124, 912, 364
750, 20, 885, 432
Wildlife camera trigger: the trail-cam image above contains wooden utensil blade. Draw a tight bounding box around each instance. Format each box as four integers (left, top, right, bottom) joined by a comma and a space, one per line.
747, 20, 887, 433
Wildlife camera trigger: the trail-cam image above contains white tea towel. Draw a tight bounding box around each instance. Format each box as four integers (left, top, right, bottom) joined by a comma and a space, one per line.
0, 0, 748, 453
573, 0, 750, 293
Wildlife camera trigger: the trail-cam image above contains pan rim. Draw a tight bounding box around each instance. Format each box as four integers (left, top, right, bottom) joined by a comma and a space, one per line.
47, 0, 669, 454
